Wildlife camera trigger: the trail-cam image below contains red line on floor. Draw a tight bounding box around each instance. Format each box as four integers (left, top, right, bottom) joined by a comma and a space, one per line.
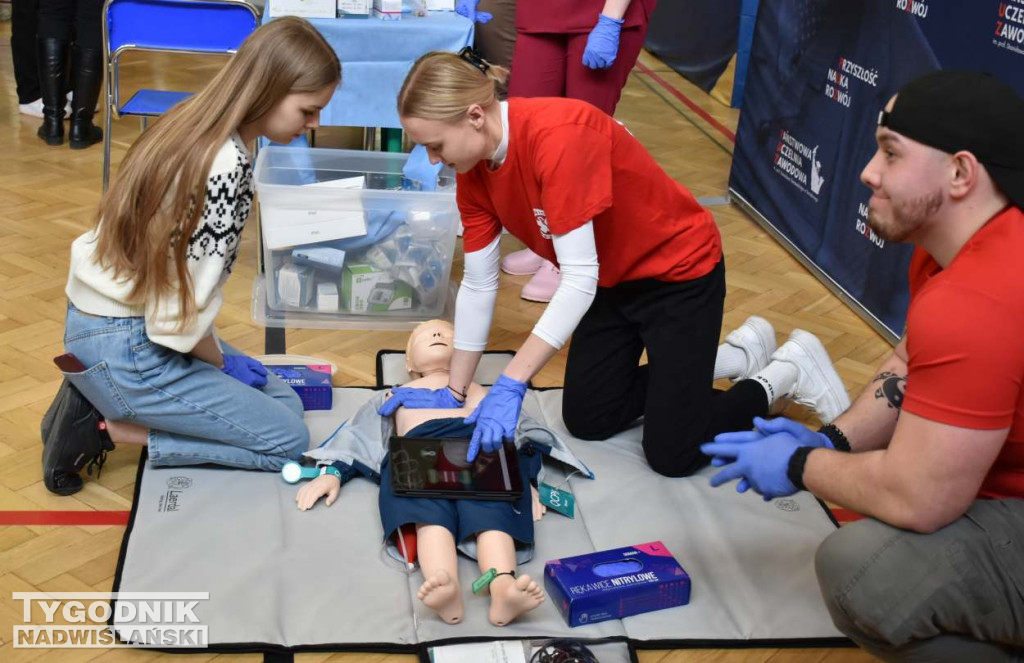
831, 508, 866, 523
633, 61, 737, 144
0, 510, 131, 526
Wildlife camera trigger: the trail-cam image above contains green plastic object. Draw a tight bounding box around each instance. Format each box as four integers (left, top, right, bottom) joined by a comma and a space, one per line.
472, 568, 497, 594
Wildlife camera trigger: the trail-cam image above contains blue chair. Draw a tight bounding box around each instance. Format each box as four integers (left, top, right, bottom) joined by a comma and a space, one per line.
102, 0, 259, 190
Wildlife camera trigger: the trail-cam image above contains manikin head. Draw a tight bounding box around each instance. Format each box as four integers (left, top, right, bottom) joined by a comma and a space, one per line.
859, 71, 1024, 244
397, 50, 508, 174
406, 319, 455, 378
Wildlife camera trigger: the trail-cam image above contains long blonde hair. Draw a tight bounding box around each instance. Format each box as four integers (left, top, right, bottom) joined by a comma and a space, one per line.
397, 51, 508, 122
94, 16, 340, 326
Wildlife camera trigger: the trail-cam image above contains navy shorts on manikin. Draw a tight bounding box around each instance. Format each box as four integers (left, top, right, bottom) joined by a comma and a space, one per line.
378, 418, 543, 549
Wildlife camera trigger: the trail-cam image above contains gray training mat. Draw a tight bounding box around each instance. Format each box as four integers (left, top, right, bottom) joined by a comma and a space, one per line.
111, 387, 847, 654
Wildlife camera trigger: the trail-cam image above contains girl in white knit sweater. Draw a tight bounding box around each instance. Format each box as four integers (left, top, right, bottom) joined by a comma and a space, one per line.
41, 17, 341, 495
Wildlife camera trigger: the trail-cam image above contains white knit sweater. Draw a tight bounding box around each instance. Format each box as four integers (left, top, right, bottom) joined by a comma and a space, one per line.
65, 133, 253, 353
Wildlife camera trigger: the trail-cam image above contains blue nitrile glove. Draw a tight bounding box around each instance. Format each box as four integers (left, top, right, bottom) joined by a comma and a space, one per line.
582, 14, 624, 70
464, 374, 528, 462
707, 417, 832, 492
707, 428, 765, 494
455, 0, 493, 24
753, 416, 832, 449
222, 355, 268, 389
378, 386, 464, 417
326, 209, 405, 252
701, 431, 807, 500
402, 144, 444, 192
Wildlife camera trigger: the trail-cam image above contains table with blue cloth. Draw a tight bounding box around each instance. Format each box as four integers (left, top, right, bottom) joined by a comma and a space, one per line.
261, 11, 475, 129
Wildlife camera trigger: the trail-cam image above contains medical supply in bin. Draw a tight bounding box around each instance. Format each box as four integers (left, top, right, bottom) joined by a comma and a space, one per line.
277, 263, 315, 308
341, 263, 413, 312
292, 246, 346, 274
316, 282, 339, 311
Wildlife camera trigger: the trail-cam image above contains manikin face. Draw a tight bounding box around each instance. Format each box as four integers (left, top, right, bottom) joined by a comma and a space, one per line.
259, 86, 336, 145
401, 105, 492, 174
859, 95, 949, 243
406, 319, 455, 376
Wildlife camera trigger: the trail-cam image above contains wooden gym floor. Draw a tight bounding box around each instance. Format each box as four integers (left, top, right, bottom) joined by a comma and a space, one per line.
0, 21, 887, 662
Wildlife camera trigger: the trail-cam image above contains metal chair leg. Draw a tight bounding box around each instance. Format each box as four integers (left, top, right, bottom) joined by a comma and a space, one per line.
102, 89, 112, 191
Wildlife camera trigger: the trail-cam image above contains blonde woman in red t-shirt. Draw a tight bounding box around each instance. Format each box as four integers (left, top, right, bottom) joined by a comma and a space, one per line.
384, 49, 848, 479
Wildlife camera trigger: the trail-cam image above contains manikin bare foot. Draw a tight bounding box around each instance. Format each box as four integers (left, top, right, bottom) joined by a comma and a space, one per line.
417, 570, 463, 624
488, 574, 545, 626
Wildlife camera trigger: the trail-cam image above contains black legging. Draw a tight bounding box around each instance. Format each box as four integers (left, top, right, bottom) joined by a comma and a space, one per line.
11, 0, 40, 103
562, 260, 769, 478
37, 0, 103, 48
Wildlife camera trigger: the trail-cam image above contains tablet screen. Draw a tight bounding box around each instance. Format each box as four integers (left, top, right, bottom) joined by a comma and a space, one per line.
388, 436, 523, 501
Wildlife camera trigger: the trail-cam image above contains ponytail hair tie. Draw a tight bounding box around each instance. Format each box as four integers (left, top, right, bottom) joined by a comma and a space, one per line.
458, 46, 491, 75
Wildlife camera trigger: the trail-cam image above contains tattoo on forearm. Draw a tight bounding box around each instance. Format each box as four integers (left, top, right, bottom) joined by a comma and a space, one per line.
873, 371, 906, 410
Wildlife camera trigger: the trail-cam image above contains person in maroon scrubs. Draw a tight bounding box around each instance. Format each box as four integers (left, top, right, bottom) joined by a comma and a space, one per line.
501, 0, 658, 302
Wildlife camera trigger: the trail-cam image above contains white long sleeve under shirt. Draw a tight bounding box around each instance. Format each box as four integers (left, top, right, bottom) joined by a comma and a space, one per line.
65, 133, 254, 353
454, 103, 600, 352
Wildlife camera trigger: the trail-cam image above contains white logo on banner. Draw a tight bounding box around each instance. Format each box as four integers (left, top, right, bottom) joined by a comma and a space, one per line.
995, 1, 1024, 55
855, 202, 886, 249
773, 130, 825, 202
810, 146, 826, 195
895, 0, 929, 19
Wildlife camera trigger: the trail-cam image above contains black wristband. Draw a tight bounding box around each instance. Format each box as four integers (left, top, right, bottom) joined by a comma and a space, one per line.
447, 384, 467, 402
787, 446, 815, 491
817, 423, 852, 452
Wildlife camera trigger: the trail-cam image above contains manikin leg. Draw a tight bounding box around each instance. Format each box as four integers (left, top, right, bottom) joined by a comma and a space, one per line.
475, 530, 545, 626
415, 524, 463, 624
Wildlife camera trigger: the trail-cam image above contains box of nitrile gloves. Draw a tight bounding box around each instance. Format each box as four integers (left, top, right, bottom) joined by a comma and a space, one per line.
544, 541, 690, 627
267, 365, 332, 411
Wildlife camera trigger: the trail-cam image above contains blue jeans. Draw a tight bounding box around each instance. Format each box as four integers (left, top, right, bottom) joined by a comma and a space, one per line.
61, 302, 309, 470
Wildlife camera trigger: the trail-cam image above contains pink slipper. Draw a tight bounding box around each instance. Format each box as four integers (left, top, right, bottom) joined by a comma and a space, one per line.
521, 260, 560, 302
501, 248, 545, 276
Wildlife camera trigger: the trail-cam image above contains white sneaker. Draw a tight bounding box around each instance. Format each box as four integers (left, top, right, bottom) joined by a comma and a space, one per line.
19, 98, 44, 118
771, 329, 850, 423
18, 96, 73, 119
724, 315, 777, 381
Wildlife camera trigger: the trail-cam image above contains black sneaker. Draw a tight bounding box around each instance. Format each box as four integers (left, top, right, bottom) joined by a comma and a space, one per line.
41, 379, 115, 495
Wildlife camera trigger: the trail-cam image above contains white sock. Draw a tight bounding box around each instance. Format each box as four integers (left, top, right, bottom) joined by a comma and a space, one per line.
750, 360, 799, 405
714, 343, 748, 380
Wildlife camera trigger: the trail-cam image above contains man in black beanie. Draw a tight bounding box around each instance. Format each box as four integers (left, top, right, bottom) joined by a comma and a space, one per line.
702, 69, 1024, 661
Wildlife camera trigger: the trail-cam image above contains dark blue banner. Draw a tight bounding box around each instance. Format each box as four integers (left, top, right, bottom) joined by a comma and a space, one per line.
729, 0, 1024, 338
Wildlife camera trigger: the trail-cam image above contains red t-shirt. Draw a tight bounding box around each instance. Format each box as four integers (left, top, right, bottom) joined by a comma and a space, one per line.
516, 0, 657, 35
457, 97, 721, 287
903, 206, 1024, 500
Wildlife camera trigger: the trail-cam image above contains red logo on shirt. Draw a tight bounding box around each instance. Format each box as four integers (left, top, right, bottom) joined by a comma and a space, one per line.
533, 208, 551, 239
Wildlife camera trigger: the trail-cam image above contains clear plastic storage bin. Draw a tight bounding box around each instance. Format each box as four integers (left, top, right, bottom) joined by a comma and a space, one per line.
253, 146, 458, 329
